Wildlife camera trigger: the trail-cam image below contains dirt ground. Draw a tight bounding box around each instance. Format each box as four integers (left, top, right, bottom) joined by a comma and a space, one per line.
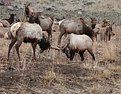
0, 25, 121, 94
0, 0, 121, 94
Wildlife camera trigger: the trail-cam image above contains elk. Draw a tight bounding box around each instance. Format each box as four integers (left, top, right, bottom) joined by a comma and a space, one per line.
58, 18, 94, 46
2, 14, 16, 24
51, 33, 95, 61
24, 3, 34, 20
28, 12, 53, 40
7, 22, 50, 61
0, 20, 10, 27
93, 20, 115, 41
52, 18, 65, 32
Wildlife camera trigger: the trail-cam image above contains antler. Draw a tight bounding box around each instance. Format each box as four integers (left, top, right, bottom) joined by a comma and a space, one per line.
50, 45, 62, 50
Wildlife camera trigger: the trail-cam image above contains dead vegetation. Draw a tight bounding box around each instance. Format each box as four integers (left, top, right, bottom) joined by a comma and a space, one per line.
0, 25, 121, 94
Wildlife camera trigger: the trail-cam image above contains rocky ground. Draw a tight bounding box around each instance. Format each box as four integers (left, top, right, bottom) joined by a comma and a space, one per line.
0, 0, 121, 94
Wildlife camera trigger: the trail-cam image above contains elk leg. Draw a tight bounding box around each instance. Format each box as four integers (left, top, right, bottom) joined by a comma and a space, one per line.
96, 33, 98, 41
48, 32, 51, 41
15, 40, 23, 61
104, 34, 106, 41
58, 32, 65, 46
79, 50, 85, 61
7, 38, 17, 60
31, 41, 38, 60
109, 34, 111, 41
69, 50, 75, 61
105, 30, 108, 42
94, 33, 97, 41
47, 29, 52, 41
87, 49, 95, 61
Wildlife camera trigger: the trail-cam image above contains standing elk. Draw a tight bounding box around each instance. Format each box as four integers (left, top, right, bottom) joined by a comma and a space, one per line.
7, 22, 50, 61
90, 17, 97, 29
24, 2, 53, 40
91, 18, 115, 41
28, 12, 53, 40
93, 22, 115, 41
57, 18, 94, 46
24, 3, 34, 20
52, 18, 65, 32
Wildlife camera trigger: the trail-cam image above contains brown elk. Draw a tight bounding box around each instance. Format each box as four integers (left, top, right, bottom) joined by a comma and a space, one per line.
24, 3, 34, 20
2, 14, 16, 24
28, 12, 53, 40
92, 19, 115, 41
52, 18, 65, 32
57, 18, 94, 46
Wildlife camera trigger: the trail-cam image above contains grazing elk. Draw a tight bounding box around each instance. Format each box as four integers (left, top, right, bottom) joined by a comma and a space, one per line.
7, 22, 50, 61
58, 18, 94, 46
28, 12, 53, 40
51, 33, 95, 61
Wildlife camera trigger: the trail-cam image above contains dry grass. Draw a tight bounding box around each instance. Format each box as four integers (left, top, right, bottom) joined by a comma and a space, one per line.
101, 41, 117, 60
109, 65, 121, 72
85, 68, 112, 81
0, 26, 121, 93
43, 67, 56, 86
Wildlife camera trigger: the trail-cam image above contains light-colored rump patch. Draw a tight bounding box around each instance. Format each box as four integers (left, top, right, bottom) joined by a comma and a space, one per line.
0, 20, 10, 27
10, 22, 22, 37
4, 32, 9, 39
0, 23, 3, 27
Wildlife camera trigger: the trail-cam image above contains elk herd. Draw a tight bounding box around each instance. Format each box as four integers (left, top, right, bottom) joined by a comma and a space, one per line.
0, 3, 116, 62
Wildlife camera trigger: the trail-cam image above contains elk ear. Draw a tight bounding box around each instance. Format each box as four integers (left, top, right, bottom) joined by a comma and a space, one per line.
25, 2, 31, 6
42, 33, 46, 40
28, 3, 31, 6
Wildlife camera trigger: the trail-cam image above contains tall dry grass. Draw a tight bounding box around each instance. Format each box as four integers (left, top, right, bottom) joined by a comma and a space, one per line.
101, 41, 117, 60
